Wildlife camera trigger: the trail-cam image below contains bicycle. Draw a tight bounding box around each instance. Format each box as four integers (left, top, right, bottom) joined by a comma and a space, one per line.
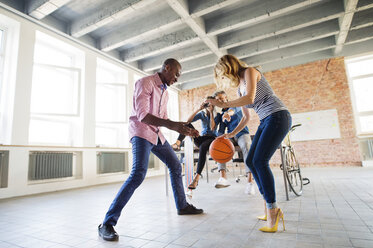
280, 124, 310, 198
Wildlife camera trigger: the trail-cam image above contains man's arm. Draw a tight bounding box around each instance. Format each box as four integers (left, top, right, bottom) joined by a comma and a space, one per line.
142, 114, 198, 137
135, 80, 198, 137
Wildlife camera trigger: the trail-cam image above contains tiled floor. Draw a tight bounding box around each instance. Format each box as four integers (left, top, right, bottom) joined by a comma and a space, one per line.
1, 166, 373, 248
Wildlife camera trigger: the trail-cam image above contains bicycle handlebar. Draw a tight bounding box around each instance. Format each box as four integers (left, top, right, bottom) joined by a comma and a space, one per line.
290, 123, 302, 132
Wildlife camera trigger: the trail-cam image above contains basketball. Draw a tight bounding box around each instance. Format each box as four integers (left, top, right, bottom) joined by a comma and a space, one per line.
209, 138, 235, 163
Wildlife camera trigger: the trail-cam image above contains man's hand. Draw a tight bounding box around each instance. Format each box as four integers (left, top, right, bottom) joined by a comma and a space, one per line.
171, 121, 199, 137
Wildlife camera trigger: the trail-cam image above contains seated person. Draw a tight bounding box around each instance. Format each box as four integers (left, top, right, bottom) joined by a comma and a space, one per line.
172, 96, 219, 190
214, 90, 255, 194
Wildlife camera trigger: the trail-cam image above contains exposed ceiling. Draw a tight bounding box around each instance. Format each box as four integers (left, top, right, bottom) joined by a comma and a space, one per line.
1, 0, 373, 90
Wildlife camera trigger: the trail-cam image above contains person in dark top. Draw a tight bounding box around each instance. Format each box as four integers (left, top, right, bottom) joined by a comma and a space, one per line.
172, 96, 219, 190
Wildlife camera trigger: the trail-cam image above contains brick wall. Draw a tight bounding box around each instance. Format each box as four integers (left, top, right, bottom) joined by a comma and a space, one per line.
179, 57, 362, 166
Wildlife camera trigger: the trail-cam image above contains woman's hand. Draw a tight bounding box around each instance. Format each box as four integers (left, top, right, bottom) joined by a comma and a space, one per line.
222, 112, 231, 122
205, 99, 225, 108
217, 133, 235, 139
199, 102, 207, 110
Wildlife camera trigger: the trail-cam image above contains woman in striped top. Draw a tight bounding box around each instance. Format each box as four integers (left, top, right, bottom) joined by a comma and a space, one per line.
206, 55, 292, 233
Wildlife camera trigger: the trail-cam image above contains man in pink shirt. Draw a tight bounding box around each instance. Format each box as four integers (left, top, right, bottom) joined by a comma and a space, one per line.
98, 59, 203, 241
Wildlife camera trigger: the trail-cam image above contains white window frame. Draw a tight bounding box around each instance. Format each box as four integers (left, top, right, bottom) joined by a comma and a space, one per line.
0, 28, 6, 119
29, 31, 83, 146
95, 58, 129, 148
30, 63, 81, 116
345, 53, 373, 136
0, 14, 20, 145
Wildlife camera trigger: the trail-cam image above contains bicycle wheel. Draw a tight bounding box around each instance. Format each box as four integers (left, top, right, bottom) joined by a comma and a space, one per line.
284, 147, 303, 196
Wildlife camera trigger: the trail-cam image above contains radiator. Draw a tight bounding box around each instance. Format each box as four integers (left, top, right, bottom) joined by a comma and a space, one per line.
97, 152, 128, 174
29, 152, 73, 180
0, 151, 9, 188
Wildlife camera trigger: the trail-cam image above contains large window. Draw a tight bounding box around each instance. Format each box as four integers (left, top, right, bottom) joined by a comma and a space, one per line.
29, 31, 83, 146
96, 58, 128, 148
0, 28, 5, 143
346, 54, 373, 135
0, 14, 19, 145
0, 29, 4, 86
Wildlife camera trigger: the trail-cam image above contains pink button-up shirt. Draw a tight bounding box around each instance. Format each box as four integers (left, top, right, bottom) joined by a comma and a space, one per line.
129, 73, 168, 145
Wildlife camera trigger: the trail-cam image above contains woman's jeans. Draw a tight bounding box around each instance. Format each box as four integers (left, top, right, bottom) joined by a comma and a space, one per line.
103, 136, 188, 226
246, 110, 292, 209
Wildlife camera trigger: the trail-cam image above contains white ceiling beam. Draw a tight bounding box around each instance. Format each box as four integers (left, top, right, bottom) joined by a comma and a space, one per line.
27, 0, 71, 19
260, 50, 334, 73
218, 0, 344, 50
178, 66, 214, 83
181, 54, 218, 74
206, 0, 324, 36
356, 0, 373, 11
231, 20, 339, 58
345, 26, 373, 44
140, 42, 213, 72
189, 0, 244, 17
334, 0, 359, 54
180, 21, 339, 74
242, 37, 336, 66
350, 8, 373, 30
178, 76, 215, 90
340, 38, 373, 57
167, 0, 226, 58
70, 0, 157, 38
177, 37, 336, 84
121, 27, 199, 62
99, 9, 182, 52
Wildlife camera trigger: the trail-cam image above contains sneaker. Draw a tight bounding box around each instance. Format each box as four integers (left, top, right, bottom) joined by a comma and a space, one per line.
215, 177, 231, 188
178, 203, 203, 215
245, 182, 255, 195
98, 224, 119, 241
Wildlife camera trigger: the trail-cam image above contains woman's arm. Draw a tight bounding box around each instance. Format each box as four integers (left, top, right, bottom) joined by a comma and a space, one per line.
187, 103, 204, 123
209, 110, 215, 130
206, 68, 260, 108
220, 107, 250, 138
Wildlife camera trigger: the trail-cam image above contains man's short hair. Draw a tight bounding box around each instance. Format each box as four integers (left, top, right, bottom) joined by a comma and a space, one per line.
213, 90, 226, 98
206, 95, 215, 100
162, 58, 181, 70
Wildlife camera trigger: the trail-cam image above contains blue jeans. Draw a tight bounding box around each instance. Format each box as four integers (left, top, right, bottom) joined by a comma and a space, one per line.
246, 110, 292, 209
103, 136, 188, 226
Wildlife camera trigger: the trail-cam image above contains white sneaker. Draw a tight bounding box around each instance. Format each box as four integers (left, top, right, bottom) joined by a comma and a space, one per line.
245, 182, 255, 195
215, 177, 230, 188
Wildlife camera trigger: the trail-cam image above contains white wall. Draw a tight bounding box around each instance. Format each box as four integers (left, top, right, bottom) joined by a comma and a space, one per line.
0, 7, 168, 199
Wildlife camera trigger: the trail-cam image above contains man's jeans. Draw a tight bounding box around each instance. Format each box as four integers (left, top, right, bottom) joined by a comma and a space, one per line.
217, 134, 252, 174
103, 136, 188, 226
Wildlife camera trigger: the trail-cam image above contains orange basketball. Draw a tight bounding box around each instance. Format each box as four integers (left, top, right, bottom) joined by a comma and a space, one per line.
209, 138, 235, 163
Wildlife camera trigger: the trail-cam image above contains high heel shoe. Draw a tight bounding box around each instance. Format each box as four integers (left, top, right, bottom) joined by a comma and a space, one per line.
259, 209, 285, 233
257, 215, 267, 221
188, 179, 199, 190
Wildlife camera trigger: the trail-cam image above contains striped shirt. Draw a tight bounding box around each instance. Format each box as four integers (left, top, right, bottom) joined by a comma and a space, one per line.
238, 70, 287, 120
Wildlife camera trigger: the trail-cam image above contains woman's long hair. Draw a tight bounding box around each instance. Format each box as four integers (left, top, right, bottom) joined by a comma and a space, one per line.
214, 54, 248, 88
